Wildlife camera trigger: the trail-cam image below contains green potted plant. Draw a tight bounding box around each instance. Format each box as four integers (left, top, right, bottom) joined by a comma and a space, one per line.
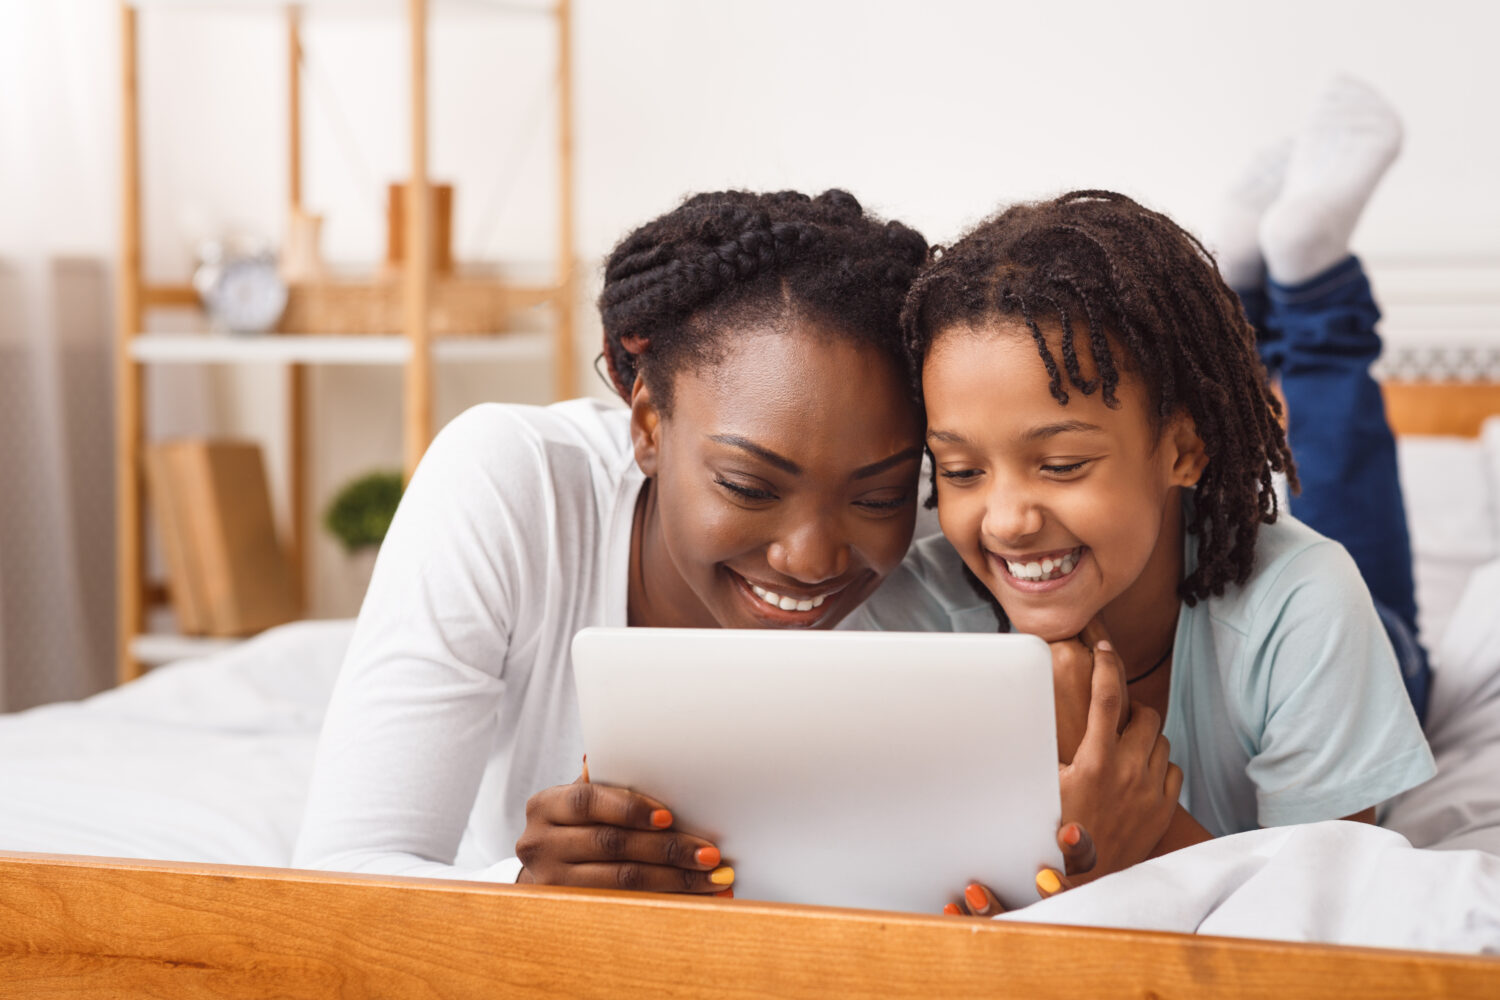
324, 470, 404, 608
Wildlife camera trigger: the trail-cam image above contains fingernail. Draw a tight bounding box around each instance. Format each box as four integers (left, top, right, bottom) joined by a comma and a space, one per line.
943, 903, 962, 916
964, 883, 987, 911
709, 866, 735, 886
713, 888, 734, 899
1096, 640, 1113, 653
650, 809, 672, 829
1036, 869, 1062, 894
694, 846, 721, 867
1062, 823, 1081, 847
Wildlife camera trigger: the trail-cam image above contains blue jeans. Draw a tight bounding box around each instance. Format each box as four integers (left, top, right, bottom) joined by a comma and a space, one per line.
1238, 256, 1430, 723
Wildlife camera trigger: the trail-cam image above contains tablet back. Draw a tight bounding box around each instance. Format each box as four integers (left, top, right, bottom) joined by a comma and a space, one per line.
572, 628, 1061, 914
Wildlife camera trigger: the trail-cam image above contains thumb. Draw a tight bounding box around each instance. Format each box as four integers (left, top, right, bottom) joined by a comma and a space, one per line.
1057, 821, 1097, 876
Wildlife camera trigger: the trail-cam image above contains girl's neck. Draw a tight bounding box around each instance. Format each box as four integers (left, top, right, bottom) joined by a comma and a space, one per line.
1097, 488, 1186, 677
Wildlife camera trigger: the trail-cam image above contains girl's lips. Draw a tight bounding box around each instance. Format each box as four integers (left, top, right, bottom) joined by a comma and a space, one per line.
727, 570, 845, 628
988, 546, 1088, 594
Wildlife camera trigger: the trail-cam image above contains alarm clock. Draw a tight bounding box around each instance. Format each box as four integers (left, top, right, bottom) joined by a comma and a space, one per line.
195, 244, 288, 334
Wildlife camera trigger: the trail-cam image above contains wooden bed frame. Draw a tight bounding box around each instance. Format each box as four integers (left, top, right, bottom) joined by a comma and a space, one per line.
3, 851, 1497, 998
3, 378, 1497, 997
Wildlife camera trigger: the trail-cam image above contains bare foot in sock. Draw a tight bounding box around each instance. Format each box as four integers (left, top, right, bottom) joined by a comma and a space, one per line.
1211, 140, 1291, 290
1259, 75, 1403, 286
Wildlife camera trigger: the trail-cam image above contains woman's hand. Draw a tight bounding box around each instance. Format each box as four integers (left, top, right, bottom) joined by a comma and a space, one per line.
1051, 617, 1127, 764
515, 767, 733, 895
1058, 638, 1182, 879
943, 821, 1099, 917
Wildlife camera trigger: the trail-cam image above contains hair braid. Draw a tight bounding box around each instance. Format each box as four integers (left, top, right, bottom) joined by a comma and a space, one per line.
598, 189, 928, 411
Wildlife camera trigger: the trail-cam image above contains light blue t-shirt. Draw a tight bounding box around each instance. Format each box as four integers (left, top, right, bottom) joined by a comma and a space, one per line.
846, 509, 1436, 837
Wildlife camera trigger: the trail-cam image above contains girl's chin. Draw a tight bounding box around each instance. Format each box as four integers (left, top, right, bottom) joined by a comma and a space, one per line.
1002, 609, 1094, 643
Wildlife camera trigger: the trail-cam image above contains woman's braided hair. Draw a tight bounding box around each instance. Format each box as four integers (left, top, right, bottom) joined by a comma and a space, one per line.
598, 189, 929, 412
901, 190, 1297, 605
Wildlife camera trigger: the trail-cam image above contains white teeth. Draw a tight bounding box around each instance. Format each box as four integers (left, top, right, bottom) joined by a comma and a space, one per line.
750, 583, 828, 612
1004, 549, 1081, 582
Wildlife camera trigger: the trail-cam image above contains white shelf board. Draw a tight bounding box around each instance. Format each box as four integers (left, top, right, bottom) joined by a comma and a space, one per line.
130, 632, 245, 668
130, 331, 551, 365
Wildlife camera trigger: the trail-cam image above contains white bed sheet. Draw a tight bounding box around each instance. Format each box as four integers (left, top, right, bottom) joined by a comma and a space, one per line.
0, 618, 351, 866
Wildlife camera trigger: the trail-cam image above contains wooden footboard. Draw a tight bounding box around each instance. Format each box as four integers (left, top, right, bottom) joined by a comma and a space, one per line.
2, 852, 1495, 999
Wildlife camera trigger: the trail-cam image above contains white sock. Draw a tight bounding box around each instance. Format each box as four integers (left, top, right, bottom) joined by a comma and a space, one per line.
1210, 140, 1291, 289
1260, 75, 1403, 285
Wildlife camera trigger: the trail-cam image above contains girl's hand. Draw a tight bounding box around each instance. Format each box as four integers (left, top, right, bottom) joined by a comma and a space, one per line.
514, 769, 733, 895
1058, 639, 1182, 880
1051, 617, 1128, 764
942, 822, 1098, 917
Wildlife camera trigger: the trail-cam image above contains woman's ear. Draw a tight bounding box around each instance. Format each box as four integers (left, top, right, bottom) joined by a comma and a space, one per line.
1166, 412, 1209, 487
629, 375, 662, 477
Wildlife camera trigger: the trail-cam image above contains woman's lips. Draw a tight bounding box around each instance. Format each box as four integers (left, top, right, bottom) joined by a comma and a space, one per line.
728, 570, 846, 627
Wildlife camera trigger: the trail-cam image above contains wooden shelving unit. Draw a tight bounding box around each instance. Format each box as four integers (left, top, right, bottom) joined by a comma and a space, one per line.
116, 0, 577, 682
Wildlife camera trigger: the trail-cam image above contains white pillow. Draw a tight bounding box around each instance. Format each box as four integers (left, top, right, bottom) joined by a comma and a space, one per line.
1398, 433, 1500, 650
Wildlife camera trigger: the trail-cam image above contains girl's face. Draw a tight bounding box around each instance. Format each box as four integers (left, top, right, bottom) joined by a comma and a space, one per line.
922, 322, 1205, 642
630, 321, 924, 630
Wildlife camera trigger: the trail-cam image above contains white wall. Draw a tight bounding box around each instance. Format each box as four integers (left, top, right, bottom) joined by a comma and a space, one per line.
12, 0, 1500, 616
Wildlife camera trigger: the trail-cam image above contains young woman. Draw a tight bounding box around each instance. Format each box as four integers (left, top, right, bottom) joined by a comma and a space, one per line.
296, 186, 1163, 897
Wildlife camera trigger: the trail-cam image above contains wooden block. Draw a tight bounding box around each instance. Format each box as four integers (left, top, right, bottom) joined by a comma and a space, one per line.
151, 440, 299, 636
1382, 380, 1500, 438
144, 445, 209, 635
385, 181, 453, 275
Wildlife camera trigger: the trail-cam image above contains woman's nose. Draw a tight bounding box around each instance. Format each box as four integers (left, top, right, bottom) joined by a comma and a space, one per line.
766, 518, 850, 585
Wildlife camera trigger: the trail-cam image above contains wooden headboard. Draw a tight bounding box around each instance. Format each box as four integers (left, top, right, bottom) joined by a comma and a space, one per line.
2, 852, 1497, 998
1383, 380, 1500, 438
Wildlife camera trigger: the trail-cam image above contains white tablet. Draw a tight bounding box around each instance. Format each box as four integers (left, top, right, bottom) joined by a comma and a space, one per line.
571, 627, 1062, 914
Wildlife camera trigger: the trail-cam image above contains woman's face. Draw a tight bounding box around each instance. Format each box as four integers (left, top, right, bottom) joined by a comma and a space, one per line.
630, 321, 924, 630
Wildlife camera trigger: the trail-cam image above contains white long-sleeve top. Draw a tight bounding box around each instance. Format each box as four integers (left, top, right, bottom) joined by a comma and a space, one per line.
294, 400, 642, 881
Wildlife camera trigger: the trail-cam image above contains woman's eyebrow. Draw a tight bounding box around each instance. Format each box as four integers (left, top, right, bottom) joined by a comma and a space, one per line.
852, 446, 923, 480
708, 434, 800, 475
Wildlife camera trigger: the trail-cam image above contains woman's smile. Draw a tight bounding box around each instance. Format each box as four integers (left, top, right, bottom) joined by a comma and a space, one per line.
727, 568, 852, 627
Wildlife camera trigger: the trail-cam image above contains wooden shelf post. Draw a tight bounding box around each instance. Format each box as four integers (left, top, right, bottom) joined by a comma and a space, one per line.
554, 0, 577, 401
116, 1, 146, 684
403, 0, 433, 481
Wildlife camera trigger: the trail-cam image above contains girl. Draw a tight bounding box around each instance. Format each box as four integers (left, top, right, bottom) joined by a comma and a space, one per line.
893, 88, 1436, 913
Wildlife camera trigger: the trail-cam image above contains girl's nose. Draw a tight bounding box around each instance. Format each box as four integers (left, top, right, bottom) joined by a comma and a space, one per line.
981, 486, 1044, 546
766, 519, 850, 585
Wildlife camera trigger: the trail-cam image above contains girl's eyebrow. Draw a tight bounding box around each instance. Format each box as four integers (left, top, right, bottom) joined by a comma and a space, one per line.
1023, 420, 1104, 443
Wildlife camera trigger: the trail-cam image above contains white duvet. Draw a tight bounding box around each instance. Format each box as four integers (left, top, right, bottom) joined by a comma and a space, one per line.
1, 568, 1499, 953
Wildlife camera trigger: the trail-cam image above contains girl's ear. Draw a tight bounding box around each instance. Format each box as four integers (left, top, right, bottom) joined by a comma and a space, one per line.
1166, 411, 1209, 487
629, 375, 662, 477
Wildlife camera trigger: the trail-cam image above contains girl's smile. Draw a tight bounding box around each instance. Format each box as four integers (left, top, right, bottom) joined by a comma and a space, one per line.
923, 321, 1206, 650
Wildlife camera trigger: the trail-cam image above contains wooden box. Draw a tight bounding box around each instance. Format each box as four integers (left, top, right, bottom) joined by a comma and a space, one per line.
145, 440, 299, 637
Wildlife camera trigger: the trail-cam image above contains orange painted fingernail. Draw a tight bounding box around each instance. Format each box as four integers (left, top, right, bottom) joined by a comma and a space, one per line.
1061, 823, 1081, 847
714, 888, 734, 898
709, 866, 735, 886
694, 846, 721, 867
943, 903, 962, 916
650, 809, 672, 829
964, 883, 987, 911
1036, 869, 1062, 894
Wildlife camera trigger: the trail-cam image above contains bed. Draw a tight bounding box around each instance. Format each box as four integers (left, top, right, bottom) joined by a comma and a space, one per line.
3, 382, 1500, 997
